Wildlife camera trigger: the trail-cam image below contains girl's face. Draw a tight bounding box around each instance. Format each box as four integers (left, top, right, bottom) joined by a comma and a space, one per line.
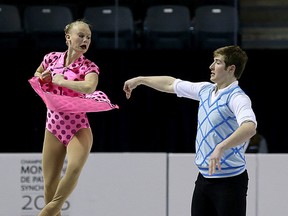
66, 23, 91, 53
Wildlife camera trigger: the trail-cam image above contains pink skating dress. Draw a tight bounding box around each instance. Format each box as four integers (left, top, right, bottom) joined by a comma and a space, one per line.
29, 51, 119, 146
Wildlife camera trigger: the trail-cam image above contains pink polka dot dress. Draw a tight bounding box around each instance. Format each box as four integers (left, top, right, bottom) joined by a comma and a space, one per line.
29, 52, 118, 145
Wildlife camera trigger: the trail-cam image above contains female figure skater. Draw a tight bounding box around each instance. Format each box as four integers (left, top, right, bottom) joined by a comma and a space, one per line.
32, 19, 115, 216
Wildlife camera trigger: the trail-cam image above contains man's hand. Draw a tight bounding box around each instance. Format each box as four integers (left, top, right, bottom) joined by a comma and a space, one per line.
123, 77, 139, 99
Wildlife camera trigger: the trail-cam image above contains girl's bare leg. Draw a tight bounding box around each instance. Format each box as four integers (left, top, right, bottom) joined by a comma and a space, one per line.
38, 128, 93, 216
39, 129, 66, 216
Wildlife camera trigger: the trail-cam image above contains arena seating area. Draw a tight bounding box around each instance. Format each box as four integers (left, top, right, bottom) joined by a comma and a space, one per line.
1, 0, 287, 153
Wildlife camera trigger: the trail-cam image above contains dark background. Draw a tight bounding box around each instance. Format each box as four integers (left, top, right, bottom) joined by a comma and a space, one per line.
1, 0, 287, 153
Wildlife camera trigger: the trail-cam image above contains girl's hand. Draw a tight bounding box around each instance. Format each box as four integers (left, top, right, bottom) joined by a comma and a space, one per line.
40, 70, 52, 83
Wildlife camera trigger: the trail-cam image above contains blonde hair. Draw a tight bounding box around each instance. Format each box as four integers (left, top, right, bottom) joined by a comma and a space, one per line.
64, 19, 92, 34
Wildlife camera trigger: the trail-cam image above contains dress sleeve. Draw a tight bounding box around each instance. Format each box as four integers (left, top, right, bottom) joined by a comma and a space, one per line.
41, 52, 53, 70
84, 60, 100, 75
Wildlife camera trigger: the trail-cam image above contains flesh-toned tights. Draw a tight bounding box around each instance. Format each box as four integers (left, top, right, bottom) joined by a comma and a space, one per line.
38, 128, 93, 216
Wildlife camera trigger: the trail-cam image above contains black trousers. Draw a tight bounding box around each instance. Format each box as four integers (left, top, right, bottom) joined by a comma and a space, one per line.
191, 170, 248, 216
